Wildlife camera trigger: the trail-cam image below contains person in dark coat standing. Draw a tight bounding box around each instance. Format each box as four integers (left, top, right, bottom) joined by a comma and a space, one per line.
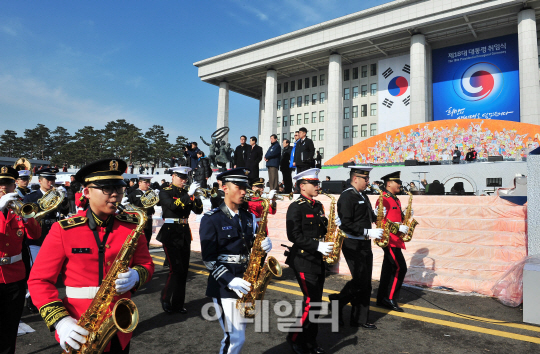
315, 151, 322, 169
280, 139, 293, 193
233, 135, 249, 168
245, 136, 263, 184
193, 151, 212, 188
293, 127, 315, 173
452, 146, 461, 164
264, 134, 281, 191
184, 142, 200, 169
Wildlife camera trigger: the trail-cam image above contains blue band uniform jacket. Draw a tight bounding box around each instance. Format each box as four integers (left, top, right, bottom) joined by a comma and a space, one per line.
337, 186, 376, 249
199, 203, 256, 299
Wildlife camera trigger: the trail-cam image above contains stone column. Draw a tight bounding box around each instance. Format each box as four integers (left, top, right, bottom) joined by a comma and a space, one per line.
525, 147, 540, 324
216, 81, 229, 143
410, 34, 428, 125
260, 70, 277, 168
326, 53, 343, 160
518, 9, 540, 125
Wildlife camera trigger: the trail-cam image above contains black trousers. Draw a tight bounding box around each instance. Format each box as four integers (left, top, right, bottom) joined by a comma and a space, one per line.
289, 270, 325, 347
108, 335, 130, 353
377, 247, 407, 302
336, 239, 373, 324
161, 243, 191, 310
281, 168, 293, 193
144, 225, 152, 250
0, 279, 26, 354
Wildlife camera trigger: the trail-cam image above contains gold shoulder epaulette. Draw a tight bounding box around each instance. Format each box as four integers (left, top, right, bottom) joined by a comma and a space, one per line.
384, 193, 391, 198
296, 199, 306, 204
59, 216, 88, 230
163, 186, 172, 190
115, 214, 139, 224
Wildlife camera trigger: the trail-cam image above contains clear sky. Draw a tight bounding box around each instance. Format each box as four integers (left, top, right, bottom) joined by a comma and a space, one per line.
0, 0, 389, 153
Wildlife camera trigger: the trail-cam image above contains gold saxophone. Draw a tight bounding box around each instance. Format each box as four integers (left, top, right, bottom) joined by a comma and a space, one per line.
374, 188, 392, 248
320, 193, 347, 265
65, 203, 146, 354
400, 191, 418, 242
236, 196, 282, 318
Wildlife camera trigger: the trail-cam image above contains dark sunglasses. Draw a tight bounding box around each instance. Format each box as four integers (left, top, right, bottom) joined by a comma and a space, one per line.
304, 180, 320, 186
357, 175, 369, 181
88, 185, 126, 195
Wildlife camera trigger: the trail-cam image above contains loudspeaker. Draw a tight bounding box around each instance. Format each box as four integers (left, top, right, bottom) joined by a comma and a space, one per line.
405, 160, 417, 166
488, 155, 503, 162
343, 162, 355, 168
321, 180, 346, 194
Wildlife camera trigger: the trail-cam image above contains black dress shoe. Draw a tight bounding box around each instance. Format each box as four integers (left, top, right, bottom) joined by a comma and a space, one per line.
306, 343, 326, 354
358, 323, 377, 329
177, 307, 187, 314
286, 336, 309, 354
161, 301, 173, 314
328, 294, 344, 326
26, 297, 38, 314
377, 298, 404, 312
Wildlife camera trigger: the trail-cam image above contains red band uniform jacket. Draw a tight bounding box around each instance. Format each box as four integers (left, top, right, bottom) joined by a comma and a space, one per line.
382, 192, 405, 249
245, 197, 276, 235
27, 210, 155, 350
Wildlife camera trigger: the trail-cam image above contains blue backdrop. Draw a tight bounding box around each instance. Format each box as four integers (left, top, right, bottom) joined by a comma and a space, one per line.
432, 34, 520, 122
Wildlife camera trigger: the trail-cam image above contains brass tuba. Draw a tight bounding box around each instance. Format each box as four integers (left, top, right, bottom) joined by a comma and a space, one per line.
140, 189, 159, 208
13, 157, 32, 179
320, 192, 347, 265
236, 196, 282, 318
400, 191, 418, 242
374, 188, 392, 248
33, 188, 66, 223
65, 203, 146, 354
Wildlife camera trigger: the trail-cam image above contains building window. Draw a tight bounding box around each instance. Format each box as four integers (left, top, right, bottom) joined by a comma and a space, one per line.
370, 83, 377, 95
343, 145, 349, 150
344, 88, 350, 100
361, 65, 367, 78
319, 129, 324, 141
297, 114, 302, 125
283, 116, 288, 127
361, 124, 367, 137
305, 95, 309, 106
304, 113, 309, 124
277, 84, 281, 94
319, 110, 324, 122
353, 67, 359, 80
291, 80, 295, 91
361, 104, 367, 117
312, 94, 317, 105
370, 123, 377, 136
297, 96, 302, 107
312, 76, 317, 87
320, 74, 325, 86
290, 115, 294, 126
344, 69, 350, 81
277, 116, 280, 124
305, 78, 310, 89
290, 97, 295, 108
352, 125, 358, 138
370, 103, 377, 116
344, 107, 350, 119
370, 63, 377, 76
283, 132, 288, 141
284, 82, 288, 93
312, 112, 317, 123
343, 126, 350, 139
353, 86, 358, 98
277, 100, 281, 110
361, 85, 367, 97
277, 134, 280, 141
319, 92, 325, 104
352, 105, 358, 118
283, 99, 288, 110
311, 130, 316, 141
319, 147, 324, 158
298, 79, 302, 90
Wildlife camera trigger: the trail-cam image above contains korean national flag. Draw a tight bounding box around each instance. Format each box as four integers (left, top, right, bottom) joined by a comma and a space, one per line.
378, 54, 411, 134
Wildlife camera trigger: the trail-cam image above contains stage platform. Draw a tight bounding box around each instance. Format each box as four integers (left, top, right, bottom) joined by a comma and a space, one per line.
149, 193, 527, 297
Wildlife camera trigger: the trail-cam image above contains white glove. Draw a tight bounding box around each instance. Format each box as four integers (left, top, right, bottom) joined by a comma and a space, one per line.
374, 206, 387, 215
0, 192, 18, 212
335, 216, 341, 227
317, 242, 334, 256
410, 209, 414, 217
56, 186, 67, 196
367, 228, 383, 240
399, 224, 409, 234
188, 182, 200, 196
55, 316, 89, 351
227, 277, 251, 297
115, 268, 140, 294
268, 190, 276, 200
261, 237, 272, 253
121, 197, 129, 205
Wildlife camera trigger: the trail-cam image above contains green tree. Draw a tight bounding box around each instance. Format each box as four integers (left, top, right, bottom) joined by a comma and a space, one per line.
0, 130, 21, 157
23, 124, 51, 160
49, 126, 73, 165
144, 125, 172, 168
70, 126, 105, 167
103, 119, 148, 164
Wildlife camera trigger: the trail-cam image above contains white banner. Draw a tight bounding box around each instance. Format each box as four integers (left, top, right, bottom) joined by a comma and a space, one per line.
378, 54, 411, 134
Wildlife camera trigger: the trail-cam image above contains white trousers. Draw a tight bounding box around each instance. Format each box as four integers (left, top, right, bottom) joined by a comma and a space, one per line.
213, 298, 246, 354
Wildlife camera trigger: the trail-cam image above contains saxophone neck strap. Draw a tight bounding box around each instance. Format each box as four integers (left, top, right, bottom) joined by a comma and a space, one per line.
86, 208, 115, 285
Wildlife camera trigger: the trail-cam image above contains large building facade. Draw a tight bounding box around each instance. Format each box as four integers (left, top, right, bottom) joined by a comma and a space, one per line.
194, 0, 540, 163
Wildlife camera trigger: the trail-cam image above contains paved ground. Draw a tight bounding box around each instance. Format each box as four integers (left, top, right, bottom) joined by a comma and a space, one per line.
16, 249, 540, 354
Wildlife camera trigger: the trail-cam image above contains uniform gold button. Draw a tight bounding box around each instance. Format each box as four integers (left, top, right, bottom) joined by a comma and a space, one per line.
301, 250, 304, 253
107, 261, 111, 266
105, 245, 110, 249
6, 243, 9, 246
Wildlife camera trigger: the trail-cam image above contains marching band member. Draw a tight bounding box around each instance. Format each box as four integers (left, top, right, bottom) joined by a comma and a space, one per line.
285, 168, 331, 354
246, 178, 276, 232
0, 166, 41, 354
27, 158, 154, 353
376, 171, 409, 312
329, 166, 383, 328
157, 167, 203, 314
126, 175, 156, 249
15, 170, 32, 197
200, 168, 271, 354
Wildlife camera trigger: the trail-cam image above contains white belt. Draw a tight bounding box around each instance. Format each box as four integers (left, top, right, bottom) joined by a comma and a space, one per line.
0, 253, 22, 265
164, 218, 189, 224
65, 286, 100, 299
217, 254, 249, 264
